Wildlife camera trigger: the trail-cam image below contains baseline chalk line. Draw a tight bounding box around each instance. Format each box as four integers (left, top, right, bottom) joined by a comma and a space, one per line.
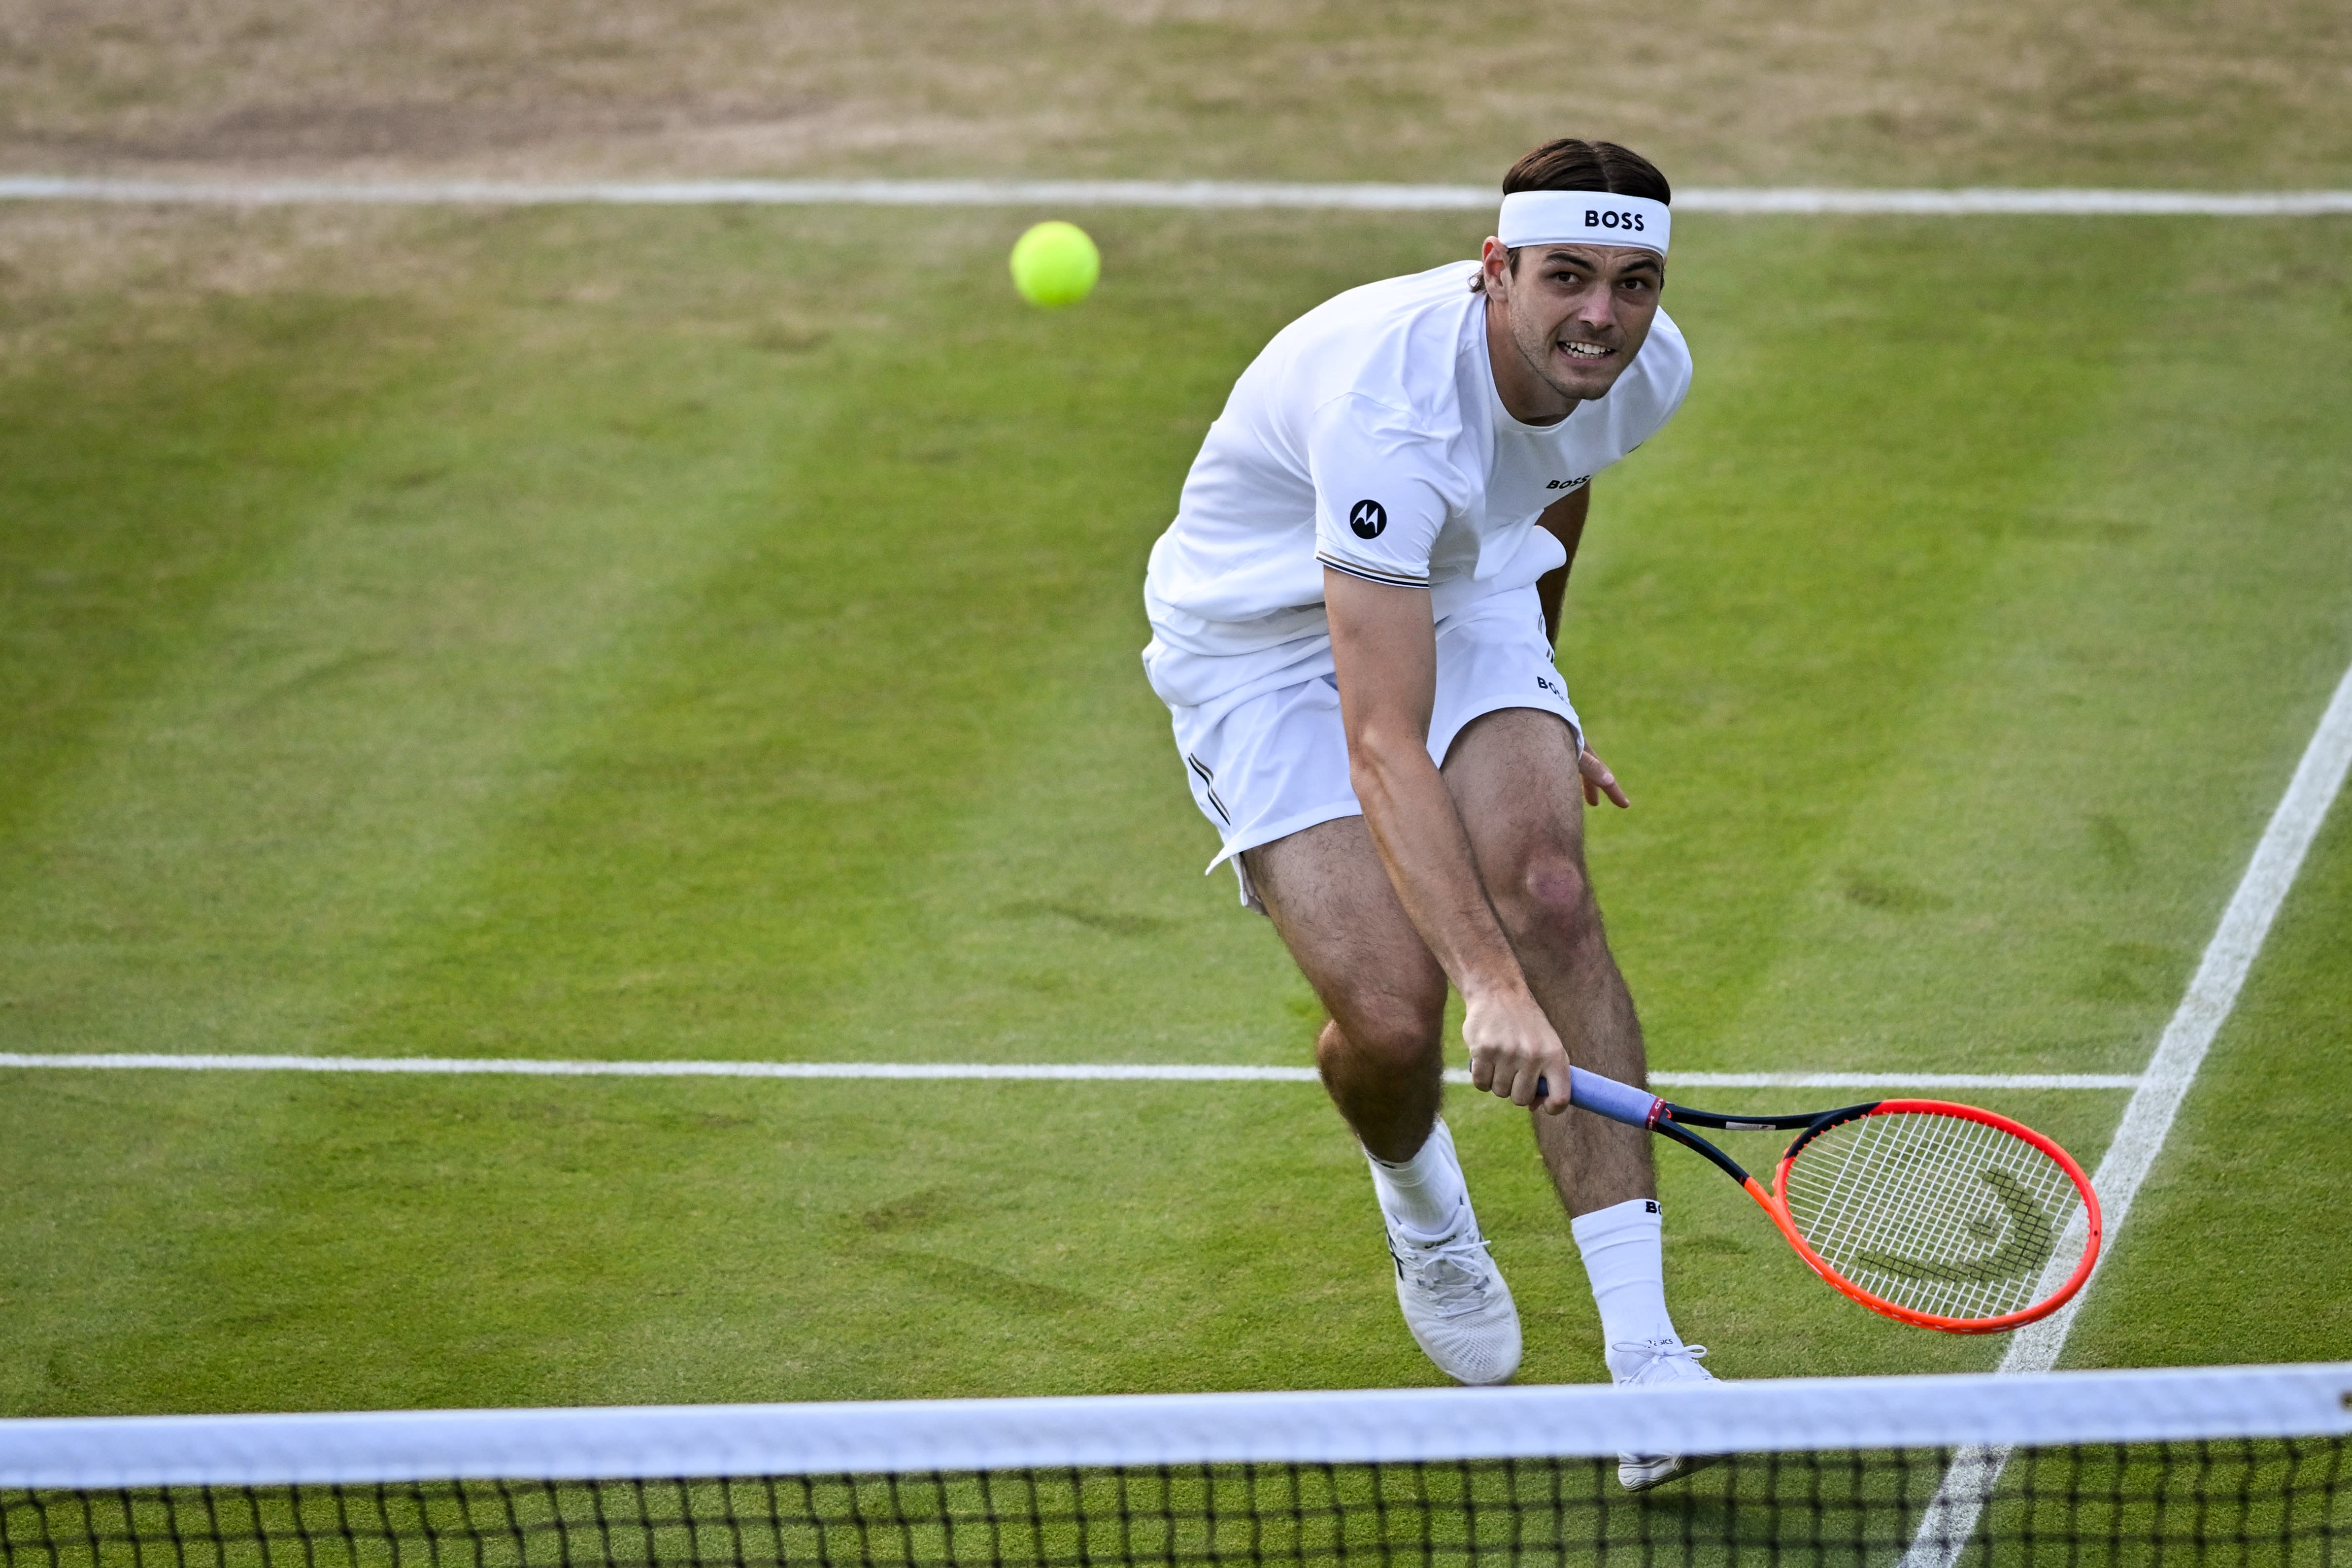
1642, 1072, 2138, 1091
1, 177, 2349, 217
0, 1053, 2134, 1090
1903, 650, 2352, 1568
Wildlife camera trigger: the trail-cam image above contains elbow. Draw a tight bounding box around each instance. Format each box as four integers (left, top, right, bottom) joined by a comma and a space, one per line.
1345, 725, 1432, 813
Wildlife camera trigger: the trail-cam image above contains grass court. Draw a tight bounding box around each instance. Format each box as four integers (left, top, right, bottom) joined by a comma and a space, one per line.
1, 5, 2349, 1417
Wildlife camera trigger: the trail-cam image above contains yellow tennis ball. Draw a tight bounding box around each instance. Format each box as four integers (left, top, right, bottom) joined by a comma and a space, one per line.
1009, 221, 1101, 308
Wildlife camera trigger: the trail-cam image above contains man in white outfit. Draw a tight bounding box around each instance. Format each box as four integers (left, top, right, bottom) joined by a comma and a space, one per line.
1141, 138, 1714, 1490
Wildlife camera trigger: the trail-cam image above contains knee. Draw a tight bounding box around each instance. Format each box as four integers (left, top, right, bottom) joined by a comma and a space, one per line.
1497, 852, 1604, 948
1320, 991, 1445, 1077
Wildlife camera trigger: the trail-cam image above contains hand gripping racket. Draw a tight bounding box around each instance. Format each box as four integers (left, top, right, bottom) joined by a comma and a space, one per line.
1544, 1067, 2102, 1334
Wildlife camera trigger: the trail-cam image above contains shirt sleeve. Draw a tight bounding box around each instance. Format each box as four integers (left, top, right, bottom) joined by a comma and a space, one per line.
1306, 393, 1460, 589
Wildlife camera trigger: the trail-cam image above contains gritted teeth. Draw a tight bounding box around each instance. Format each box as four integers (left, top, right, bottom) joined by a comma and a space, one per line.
1558, 340, 1612, 359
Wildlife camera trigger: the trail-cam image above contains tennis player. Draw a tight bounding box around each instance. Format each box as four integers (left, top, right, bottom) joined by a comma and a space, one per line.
1142, 138, 1712, 1486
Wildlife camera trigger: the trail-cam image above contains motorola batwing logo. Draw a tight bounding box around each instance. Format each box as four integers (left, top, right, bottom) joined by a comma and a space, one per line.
1348, 499, 1387, 539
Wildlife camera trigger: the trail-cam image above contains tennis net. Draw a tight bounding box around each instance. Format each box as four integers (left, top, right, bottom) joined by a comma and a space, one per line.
3, 1363, 2345, 1567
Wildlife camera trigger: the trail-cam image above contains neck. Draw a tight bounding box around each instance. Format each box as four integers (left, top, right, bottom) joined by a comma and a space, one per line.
1483, 294, 1577, 427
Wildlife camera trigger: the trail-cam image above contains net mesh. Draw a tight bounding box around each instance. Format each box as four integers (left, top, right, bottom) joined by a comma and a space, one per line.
1779, 1110, 2086, 1322
6, 1445, 2346, 1568
5, 1368, 2346, 1568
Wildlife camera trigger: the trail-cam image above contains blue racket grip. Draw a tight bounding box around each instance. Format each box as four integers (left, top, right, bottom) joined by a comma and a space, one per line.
1534, 1068, 1665, 1128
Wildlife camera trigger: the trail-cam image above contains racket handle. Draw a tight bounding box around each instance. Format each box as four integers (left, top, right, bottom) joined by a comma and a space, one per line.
1535, 1068, 1666, 1128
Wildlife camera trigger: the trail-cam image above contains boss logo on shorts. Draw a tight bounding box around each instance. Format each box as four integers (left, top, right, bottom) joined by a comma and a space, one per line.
1546, 474, 1591, 491
1536, 674, 1565, 701
1587, 209, 1647, 233
1348, 499, 1387, 539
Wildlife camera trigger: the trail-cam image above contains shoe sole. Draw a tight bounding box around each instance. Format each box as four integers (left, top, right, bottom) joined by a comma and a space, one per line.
1618, 1451, 1730, 1493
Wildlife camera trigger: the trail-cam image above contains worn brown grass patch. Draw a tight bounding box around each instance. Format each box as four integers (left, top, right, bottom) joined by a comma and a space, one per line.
1, 0, 2347, 188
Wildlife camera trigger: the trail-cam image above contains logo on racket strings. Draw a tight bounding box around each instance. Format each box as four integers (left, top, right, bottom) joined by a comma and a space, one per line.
1851, 1167, 2060, 1285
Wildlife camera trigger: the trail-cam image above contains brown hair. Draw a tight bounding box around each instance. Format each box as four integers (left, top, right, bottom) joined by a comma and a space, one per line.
1473, 138, 1672, 292
1503, 138, 1672, 203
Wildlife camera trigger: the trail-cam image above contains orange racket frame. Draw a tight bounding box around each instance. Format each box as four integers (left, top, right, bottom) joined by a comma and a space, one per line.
1555, 1068, 2104, 1334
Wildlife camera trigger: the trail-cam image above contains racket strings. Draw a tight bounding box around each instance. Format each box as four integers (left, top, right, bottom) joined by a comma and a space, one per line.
1780, 1111, 2083, 1321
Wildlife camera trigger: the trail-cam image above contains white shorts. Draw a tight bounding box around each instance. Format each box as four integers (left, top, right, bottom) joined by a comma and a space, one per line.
1163, 587, 1583, 911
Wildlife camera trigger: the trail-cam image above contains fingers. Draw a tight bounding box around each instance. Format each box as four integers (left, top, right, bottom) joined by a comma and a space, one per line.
1466, 1046, 1536, 1106
1469, 1045, 1572, 1109
1536, 1052, 1574, 1114
1462, 994, 1571, 1112
1579, 746, 1632, 810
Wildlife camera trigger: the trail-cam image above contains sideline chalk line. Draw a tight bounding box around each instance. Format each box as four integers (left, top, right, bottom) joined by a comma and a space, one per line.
2, 177, 2350, 216
0, 1054, 2136, 1091
1902, 650, 2352, 1568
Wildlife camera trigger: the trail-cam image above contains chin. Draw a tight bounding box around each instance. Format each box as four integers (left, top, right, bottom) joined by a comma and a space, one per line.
1549, 367, 1624, 402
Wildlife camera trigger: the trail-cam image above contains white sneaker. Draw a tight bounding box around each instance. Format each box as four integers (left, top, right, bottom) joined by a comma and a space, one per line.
1608, 1338, 1722, 1492
1372, 1126, 1522, 1386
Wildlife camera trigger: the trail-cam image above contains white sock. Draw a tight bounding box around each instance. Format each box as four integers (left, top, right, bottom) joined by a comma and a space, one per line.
1571, 1197, 1681, 1371
1366, 1119, 1469, 1237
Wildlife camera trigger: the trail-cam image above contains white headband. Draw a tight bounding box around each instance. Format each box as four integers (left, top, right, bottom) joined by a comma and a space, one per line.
1497, 190, 1671, 255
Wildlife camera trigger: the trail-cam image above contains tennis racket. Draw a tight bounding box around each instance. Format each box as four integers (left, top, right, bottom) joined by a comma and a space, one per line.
1543, 1067, 2102, 1334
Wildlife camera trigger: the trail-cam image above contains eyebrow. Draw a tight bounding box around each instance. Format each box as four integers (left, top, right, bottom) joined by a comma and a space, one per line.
1535, 246, 1662, 276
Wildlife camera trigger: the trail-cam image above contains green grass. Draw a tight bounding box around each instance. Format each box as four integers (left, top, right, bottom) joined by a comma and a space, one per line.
0, 204, 2347, 1415
2067, 796, 2352, 1368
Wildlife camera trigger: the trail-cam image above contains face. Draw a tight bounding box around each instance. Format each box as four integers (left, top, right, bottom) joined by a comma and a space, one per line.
1480, 237, 1664, 417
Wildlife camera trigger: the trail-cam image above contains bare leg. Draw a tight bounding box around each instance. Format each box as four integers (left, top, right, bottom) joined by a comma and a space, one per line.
1251, 812, 1525, 1387
1440, 708, 1656, 1218
1244, 816, 1448, 1163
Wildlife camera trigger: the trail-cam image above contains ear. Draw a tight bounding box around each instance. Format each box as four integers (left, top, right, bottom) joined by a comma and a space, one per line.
1479, 236, 1512, 297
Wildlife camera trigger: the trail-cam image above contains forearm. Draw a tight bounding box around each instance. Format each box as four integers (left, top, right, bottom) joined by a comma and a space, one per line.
1323, 566, 1571, 1104
1349, 734, 1531, 1006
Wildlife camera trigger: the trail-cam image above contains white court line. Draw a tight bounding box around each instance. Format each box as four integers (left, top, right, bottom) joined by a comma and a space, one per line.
1642, 1072, 2139, 1092
1, 177, 2350, 216
0, 1053, 2133, 1091
1903, 652, 2352, 1568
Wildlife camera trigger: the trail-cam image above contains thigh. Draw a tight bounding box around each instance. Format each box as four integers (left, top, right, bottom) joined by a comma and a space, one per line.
1169, 674, 1361, 908
1440, 706, 1593, 887
1245, 816, 1448, 1037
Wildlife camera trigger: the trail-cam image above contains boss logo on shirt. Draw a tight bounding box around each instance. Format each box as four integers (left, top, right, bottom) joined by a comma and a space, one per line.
1545, 475, 1592, 491
1348, 499, 1388, 539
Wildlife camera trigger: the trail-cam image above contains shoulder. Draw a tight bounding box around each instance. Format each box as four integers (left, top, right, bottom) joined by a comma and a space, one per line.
1631, 308, 1692, 404
1602, 307, 1692, 434
1629, 308, 1691, 396
1297, 261, 1483, 330
1273, 262, 1483, 408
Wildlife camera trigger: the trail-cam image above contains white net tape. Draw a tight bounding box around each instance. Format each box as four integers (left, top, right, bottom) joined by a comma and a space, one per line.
2, 1366, 2346, 1490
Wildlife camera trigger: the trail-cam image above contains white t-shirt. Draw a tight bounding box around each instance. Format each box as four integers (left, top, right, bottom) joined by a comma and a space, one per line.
1142, 260, 1690, 715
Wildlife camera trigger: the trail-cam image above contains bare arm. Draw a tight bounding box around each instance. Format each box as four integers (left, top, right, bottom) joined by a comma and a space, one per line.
1324, 567, 1573, 1111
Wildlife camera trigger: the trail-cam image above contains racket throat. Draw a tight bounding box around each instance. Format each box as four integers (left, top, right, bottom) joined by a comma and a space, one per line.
1655, 1116, 1752, 1185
